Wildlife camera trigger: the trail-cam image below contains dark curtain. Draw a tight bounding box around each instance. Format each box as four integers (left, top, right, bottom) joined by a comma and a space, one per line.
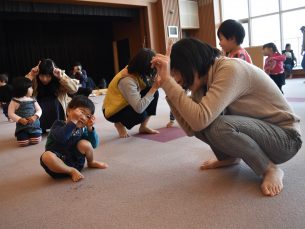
0, 13, 117, 85
0, 1, 139, 84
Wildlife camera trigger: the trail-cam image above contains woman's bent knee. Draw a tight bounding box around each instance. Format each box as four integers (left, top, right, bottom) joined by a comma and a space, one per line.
205, 116, 232, 139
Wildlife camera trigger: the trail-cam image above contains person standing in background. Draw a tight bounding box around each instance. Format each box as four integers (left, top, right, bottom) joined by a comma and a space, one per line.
301, 26, 305, 71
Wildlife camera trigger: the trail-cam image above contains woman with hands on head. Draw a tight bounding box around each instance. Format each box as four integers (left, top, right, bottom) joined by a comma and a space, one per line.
26, 58, 78, 133
151, 38, 302, 197
103, 48, 160, 138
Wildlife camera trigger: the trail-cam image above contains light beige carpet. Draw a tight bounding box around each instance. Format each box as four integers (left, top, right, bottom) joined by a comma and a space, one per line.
1, 79, 305, 229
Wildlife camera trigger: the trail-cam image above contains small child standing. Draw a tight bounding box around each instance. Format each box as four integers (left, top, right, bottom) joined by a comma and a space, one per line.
8, 77, 42, 146
263, 42, 286, 94
217, 19, 252, 64
0, 73, 13, 121
40, 95, 108, 182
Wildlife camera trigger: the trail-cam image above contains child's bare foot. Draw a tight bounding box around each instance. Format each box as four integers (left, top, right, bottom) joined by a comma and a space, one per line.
261, 165, 284, 197
139, 126, 159, 134
166, 120, 174, 128
114, 122, 129, 138
88, 160, 108, 169
200, 158, 241, 170
70, 168, 84, 182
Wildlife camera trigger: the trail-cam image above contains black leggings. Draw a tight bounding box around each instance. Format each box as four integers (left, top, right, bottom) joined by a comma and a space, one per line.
104, 87, 159, 129
270, 73, 285, 94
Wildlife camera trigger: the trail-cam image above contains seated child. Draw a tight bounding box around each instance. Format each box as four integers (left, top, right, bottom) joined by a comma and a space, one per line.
8, 77, 42, 146
282, 43, 297, 78
217, 19, 252, 64
40, 95, 108, 182
0, 73, 13, 121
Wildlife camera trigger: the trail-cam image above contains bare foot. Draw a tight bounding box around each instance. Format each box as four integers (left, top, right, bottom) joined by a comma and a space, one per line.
114, 122, 129, 138
70, 168, 84, 182
139, 126, 159, 134
88, 160, 108, 169
200, 158, 241, 170
166, 120, 174, 128
261, 166, 284, 197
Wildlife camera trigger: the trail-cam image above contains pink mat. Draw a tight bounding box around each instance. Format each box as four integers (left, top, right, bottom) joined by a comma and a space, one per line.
286, 97, 305, 102
133, 127, 186, 142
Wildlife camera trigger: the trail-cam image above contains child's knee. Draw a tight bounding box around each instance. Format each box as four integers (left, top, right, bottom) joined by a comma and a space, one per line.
41, 151, 56, 164
77, 139, 93, 153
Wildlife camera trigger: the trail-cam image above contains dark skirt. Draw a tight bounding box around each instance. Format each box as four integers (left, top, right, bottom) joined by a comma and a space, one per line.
37, 96, 65, 132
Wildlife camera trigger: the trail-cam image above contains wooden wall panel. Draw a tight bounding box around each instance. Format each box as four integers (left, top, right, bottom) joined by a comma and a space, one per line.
158, 0, 181, 53
188, 0, 217, 46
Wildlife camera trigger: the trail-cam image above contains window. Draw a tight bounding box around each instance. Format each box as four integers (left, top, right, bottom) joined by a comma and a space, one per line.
221, 0, 305, 67
241, 22, 250, 47
221, 0, 248, 20
250, 0, 278, 17
281, 0, 305, 11
251, 14, 281, 49
282, 9, 305, 66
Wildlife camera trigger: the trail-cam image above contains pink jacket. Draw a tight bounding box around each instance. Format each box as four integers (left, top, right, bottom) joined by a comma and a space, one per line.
264, 52, 286, 75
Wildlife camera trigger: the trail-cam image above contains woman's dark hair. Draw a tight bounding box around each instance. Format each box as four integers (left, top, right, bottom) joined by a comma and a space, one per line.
0, 73, 9, 83
263, 42, 279, 53
170, 38, 221, 89
217, 19, 245, 45
127, 48, 157, 80
12, 77, 32, 98
36, 58, 60, 98
67, 95, 95, 115
39, 58, 56, 75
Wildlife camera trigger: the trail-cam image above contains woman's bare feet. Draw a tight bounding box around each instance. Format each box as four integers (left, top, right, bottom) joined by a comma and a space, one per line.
70, 168, 84, 182
200, 158, 241, 170
114, 122, 129, 138
139, 126, 159, 134
88, 160, 108, 169
261, 164, 284, 197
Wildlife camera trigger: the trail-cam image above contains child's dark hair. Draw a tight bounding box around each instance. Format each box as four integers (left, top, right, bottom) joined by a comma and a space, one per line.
170, 38, 221, 89
12, 77, 32, 98
263, 42, 279, 53
0, 73, 9, 83
67, 95, 95, 115
217, 19, 245, 45
285, 43, 291, 49
127, 48, 157, 80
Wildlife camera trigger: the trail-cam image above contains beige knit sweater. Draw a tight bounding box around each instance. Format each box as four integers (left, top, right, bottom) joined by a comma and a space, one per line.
162, 57, 300, 136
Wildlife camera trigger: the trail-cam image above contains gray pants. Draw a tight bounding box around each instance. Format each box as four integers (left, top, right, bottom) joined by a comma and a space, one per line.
195, 115, 302, 175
